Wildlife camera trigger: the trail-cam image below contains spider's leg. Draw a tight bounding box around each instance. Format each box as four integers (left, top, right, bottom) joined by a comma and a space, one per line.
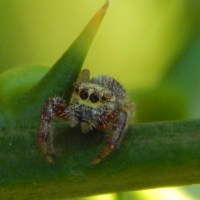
38, 97, 69, 164
90, 111, 128, 166
77, 69, 90, 82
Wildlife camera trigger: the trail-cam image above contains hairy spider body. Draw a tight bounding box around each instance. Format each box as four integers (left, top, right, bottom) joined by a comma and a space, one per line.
38, 69, 135, 165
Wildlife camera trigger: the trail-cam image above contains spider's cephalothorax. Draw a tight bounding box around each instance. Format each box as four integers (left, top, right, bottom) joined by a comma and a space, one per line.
38, 69, 135, 165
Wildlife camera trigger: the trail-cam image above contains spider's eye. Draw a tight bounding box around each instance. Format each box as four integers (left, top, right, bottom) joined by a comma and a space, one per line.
101, 94, 107, 102
89, 92, 99, 103
80, 89, 89, 100
74, 87, 79, 93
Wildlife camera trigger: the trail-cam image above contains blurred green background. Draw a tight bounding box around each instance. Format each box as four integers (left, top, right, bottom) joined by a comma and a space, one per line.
0, 0, 200, 199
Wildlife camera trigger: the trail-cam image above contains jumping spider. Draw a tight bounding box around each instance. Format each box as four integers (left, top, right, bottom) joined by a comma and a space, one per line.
38, 69, 135, 165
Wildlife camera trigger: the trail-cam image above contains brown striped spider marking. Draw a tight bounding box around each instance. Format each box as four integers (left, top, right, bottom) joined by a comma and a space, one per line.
38, 69, 135, 166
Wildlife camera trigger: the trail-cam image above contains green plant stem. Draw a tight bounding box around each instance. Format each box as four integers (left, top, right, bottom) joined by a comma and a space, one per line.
1, 119, 200, 199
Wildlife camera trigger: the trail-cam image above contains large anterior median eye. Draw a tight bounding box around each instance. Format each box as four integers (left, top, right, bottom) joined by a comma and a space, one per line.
80, 89, 89, 100
89, 92, 99, 103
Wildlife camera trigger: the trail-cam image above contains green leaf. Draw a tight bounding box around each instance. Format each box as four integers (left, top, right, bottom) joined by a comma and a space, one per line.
0, 1, 109, 119
0, 65, 50, 111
